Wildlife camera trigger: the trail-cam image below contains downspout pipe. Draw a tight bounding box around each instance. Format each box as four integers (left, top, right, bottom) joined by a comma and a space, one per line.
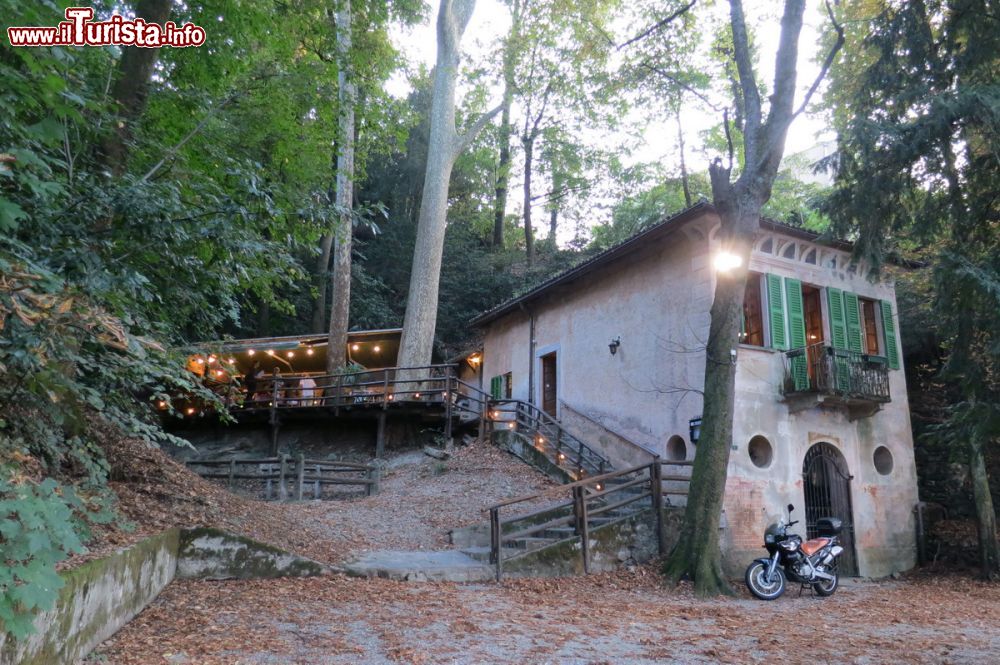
518, 302, 535, 405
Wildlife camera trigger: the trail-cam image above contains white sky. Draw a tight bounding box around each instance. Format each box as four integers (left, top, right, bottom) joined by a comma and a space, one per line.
388, 1, 835, 239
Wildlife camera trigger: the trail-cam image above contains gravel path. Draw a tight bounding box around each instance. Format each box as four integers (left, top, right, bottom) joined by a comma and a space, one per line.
91, 568, 1000, 664
288, 441, 558, 558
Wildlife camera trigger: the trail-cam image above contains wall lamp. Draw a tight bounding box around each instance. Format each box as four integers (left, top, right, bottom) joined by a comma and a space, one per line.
689, 417, 702, 445
608, 337, 621, 356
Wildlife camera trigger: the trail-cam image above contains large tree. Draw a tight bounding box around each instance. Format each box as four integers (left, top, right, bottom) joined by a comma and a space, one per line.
661, 0, 843, 595
825, 0, 999, 579
396, 0, 500, 368
325, 0, 356, 372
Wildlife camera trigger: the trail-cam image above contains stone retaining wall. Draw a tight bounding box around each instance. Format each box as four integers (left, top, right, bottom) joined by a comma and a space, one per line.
0, 529, 179, 665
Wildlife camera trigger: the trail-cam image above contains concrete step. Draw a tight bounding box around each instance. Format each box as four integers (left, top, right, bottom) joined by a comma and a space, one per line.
461, 546, 492, 562
341, 550, 494, 583
508, 536, 560, 551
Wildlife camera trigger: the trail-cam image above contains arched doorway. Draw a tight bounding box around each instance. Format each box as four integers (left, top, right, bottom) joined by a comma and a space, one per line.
802, 442, 858, 576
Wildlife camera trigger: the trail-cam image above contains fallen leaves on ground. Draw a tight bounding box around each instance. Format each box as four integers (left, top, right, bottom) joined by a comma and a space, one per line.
91, 566, 1000, 664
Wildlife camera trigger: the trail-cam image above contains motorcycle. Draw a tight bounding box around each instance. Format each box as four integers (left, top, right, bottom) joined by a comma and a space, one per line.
744, 503, 844, 600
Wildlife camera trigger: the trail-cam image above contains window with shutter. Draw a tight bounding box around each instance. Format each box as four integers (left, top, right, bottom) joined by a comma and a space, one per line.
881, 300, 900, 369
826, 288, 853, 391
784, 277, 809, 390
843, 292, 863, 353
490, 375, 502, 399
766, 274, 787, 350
741, 273, 765, 347
827, 288, 848, 350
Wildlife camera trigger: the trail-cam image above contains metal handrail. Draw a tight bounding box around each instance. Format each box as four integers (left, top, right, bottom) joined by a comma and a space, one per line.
783, 343, 890, 402
487, 398, 611, 477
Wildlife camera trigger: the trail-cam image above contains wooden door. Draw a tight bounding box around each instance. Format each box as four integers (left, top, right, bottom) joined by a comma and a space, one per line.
540, 352, 557, 416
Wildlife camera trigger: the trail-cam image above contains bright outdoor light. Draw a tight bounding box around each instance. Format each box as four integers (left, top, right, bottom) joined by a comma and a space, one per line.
713, 251, 743, 272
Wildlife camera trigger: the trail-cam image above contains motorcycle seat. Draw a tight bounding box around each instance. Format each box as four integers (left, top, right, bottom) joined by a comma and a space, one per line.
801, 538, 830, 556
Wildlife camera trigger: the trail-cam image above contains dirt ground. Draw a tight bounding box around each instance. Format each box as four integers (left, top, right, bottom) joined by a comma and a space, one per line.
89, 567, 1000, 664
82, 434, 1000, 664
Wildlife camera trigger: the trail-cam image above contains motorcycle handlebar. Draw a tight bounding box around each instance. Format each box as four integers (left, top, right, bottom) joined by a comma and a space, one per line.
787, 520, 799, 527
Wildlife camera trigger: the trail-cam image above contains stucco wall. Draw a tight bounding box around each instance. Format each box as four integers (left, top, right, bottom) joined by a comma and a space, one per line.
482, 230, 710, 463
481, 212, 919, 578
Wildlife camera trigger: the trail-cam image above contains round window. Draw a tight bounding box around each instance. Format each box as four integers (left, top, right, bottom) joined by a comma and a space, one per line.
748, 435, 773, 469
873, 446, 893, 475
666, 435, 687, 461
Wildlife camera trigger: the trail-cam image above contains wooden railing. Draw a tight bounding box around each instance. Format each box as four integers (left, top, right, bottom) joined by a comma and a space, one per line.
185, 455, 379, 500
235, 363, 459, 413
488, 399, 610, 478
783, 343, 890, 403
485, 460, 690, 581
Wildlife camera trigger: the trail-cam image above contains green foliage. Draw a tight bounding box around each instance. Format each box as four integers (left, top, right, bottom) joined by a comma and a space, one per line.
0, 477, 86, 640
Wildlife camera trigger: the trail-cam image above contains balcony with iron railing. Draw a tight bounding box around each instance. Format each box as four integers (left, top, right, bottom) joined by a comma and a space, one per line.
782, 343, 890, 415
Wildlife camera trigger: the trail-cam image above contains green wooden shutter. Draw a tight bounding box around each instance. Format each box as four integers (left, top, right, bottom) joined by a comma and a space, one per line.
827, 288, 848, 350
784, 277, 809, 390
490, 375, 502, 399
881, 300, 900, 369
826, 288, 851, 392
844, 292, 863, 353
766, 274, 787, 350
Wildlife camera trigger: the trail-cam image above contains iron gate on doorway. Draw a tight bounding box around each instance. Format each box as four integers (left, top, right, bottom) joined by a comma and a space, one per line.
803, 442, 859, 576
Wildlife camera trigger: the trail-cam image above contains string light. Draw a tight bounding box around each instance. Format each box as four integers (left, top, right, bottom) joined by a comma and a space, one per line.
157, 400, 167, 409
185, 407, 196, 415
414, 393, 420, 398
351, 344, 360, 351
266, 349, 275, 356
373, 345, 381, 353
557, 452, 566, 461
194, 357, 204, 364
227, 358, 236, 364
286, 351, 294, 359
388, 394, 394, 401
208, 355, 217, 364
508, 422, 515, 429
215, 370, 224, 378
595, 483, 604, 492
248, 349, 256, 356
306, 348, 314, 356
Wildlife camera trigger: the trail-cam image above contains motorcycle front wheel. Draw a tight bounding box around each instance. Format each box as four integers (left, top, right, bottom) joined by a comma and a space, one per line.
813, 565, 839, 596
745, 561, 786, 600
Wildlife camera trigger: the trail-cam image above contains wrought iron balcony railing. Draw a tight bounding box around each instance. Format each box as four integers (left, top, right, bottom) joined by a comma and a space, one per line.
782, 343, 891, 403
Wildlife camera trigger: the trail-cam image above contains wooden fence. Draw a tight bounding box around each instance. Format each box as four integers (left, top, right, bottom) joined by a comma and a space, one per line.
185, 455, 379, 501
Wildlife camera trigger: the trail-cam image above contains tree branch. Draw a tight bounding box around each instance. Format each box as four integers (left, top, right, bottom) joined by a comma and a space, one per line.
454, 102, 504, 156
637, 61, 722, 111
138, 94, 238, 184
791, 0, 845, 120
729, 0, 762, 135
618, 0, 697, 50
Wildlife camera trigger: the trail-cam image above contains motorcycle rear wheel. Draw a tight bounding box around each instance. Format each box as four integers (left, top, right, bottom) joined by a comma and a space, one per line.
745, 561, 786, 600
813, 565, 839, 596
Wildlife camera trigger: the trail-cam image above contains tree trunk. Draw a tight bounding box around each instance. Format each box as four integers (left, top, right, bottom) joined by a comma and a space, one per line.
398, 0, 499, 368
312, 232, 334, 333
326, 0, 355, 374
522, 135, 535, 266
492, 44, 517, 248
98, 0, 172, 175
256, 300, 271, 337
969, 436, 1000, 579
662, 187, 759, 597
663, 0, 818, 596
676, 110, 692, 207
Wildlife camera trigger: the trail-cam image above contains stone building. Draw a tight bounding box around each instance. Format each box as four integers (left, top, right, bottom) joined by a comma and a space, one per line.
471, 201, 918, 577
